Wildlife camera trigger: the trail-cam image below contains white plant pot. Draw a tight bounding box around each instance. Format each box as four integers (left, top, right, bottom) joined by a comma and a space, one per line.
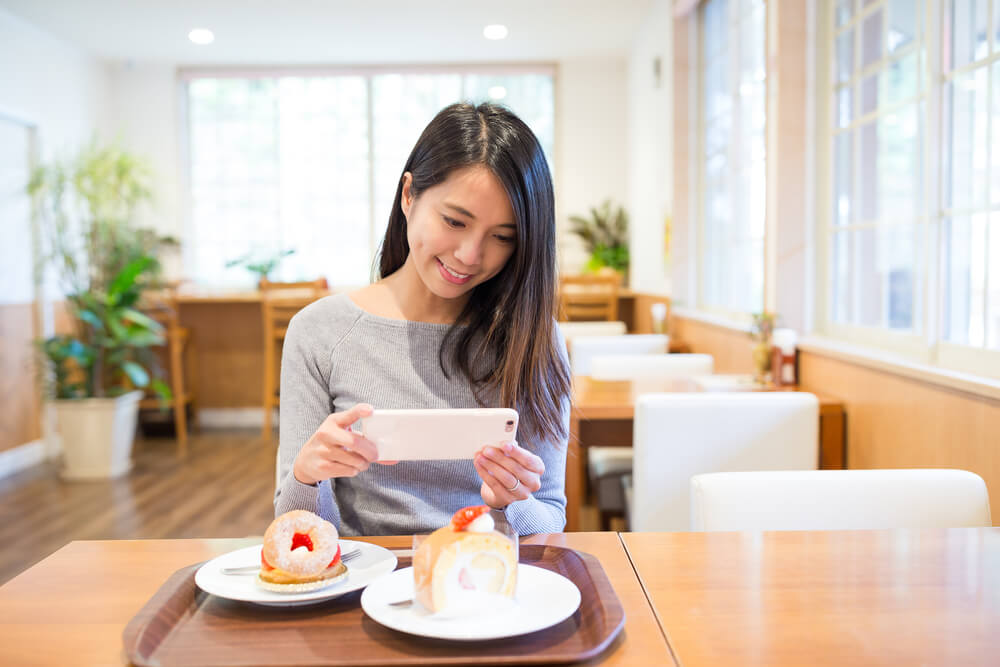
53, 390, 142, 480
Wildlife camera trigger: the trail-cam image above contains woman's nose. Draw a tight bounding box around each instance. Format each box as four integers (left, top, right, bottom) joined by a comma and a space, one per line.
454, 237, 483, 267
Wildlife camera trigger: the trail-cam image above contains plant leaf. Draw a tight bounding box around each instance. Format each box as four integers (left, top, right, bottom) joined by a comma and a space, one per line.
121, 361, 150, 388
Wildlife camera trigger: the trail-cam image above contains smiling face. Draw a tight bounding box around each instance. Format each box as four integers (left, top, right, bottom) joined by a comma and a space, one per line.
399, 165, 517, 305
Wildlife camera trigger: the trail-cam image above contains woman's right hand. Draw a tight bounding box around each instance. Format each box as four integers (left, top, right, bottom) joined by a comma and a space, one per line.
292, 403, 382, 485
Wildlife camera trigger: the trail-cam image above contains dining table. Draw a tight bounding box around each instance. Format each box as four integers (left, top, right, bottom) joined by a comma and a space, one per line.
0, 528, 996, 666
0, 532, 669, 666
567, 375, 847, 531
622, 527, 1000, 666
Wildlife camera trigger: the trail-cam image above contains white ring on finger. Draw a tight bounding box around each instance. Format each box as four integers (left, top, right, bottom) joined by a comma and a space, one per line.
506, 478, 521, 492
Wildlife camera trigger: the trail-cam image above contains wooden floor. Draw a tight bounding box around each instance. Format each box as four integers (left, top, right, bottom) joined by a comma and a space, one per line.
0, 430, 605, 585
0, 431, 276, 586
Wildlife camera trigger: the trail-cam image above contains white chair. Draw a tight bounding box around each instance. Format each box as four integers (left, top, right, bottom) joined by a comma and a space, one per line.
571, 334, 669, 376
591, 353, 714, 380
587, 353, 714, 530
690, 469, 992, 531
558, 321, 628, 362
557, 320, 628, 340
631, 392, 819, 532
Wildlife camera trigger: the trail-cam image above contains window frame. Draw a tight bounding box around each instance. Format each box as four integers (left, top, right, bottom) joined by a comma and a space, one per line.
177, 63, 557, 289
696, 0, 768, 321
816, 0, 1000, 380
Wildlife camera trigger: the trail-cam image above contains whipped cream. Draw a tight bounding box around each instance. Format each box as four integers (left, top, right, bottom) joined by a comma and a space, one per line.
466, 513, 495, 533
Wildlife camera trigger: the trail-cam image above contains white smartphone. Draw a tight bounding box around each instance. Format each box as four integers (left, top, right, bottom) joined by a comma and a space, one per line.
358, 408, 518, 461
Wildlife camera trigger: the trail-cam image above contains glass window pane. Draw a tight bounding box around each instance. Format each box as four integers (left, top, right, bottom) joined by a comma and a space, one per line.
835, 0, 853, 28
990, 215, 1000, 349
836, 85, 853, 127
833, 130, 853, 226
887, 0, 919, 53
992, 61, 1000, 204
880, 50, 919, 108
858, 120, 879, 221
832, 230, 853, 324
836, 29, 855, 84
878, 103, 923, 224
861, 10, 884, 69
945, 0, 988, 72
942, 215, 987, 345
944, 68, 989, 211
860, 73, 879, 115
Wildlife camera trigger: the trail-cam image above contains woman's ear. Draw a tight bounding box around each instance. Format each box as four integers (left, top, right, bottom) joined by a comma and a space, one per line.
400, 172, 414, 219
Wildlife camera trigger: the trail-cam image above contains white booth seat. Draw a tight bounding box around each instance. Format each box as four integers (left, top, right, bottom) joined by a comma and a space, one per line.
557, 320, 628, 340
587, 353, 716, 528
631, 392, 819, 532
591, 353, 714, 381
570, 334, 669, 377
690, 469, 992, 531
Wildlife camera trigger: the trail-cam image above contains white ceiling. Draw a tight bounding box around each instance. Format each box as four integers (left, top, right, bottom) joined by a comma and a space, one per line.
1, 0, 652, 65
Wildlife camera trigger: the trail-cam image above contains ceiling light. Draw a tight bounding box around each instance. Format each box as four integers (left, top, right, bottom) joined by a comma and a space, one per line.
483, 24, 508, 40
188, 28, 214, 45
488, 86, 508, 100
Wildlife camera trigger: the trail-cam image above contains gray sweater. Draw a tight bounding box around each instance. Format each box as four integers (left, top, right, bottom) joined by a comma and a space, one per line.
274, 293, 569, 536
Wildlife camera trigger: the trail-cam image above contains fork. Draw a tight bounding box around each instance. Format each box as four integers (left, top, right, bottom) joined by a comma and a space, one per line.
221, 548, 362, 575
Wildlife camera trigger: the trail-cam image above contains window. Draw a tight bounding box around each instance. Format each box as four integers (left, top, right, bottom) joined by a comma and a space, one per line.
699, 0, 766, 316
822, 1, 1000, 377
827, 0, 925, 339
183, 69, 554, 288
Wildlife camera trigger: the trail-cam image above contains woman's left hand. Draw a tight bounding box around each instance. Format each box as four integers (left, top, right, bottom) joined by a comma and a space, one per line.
474, 441, 544, 508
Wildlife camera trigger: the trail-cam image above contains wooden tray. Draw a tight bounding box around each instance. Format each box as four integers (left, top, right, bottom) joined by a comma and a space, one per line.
123, 544, 625, 665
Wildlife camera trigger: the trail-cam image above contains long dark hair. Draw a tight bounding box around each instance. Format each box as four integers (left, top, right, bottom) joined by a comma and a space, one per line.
377, 102, 570, 448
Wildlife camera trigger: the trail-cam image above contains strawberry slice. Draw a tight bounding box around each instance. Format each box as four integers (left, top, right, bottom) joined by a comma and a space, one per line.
327, 544, 341, 569
450, 505, 491, 531
260, 552, 274, 571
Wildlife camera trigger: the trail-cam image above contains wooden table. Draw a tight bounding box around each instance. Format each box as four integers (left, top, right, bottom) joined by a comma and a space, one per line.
0, 533, 671, 666
568, 376, 847, 531
622, 528, 1000, 666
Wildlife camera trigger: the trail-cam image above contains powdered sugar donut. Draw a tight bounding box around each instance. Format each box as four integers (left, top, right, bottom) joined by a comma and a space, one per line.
261, 510, 341, 578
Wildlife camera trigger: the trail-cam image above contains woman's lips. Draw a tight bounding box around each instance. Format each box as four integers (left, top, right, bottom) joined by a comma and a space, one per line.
437, 258, 473, 285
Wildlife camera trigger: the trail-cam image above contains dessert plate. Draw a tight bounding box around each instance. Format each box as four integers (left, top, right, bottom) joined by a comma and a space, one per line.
360, 565, 582, 640
194, 540, 397, 606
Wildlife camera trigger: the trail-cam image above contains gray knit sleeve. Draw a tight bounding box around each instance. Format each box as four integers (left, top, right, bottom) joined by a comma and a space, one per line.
503, 323, 571, 534
273, 299, 344, 525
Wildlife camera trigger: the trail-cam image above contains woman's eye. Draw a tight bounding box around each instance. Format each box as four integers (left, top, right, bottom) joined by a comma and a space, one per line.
495, 234, 516, 244
443, 216, 465, 229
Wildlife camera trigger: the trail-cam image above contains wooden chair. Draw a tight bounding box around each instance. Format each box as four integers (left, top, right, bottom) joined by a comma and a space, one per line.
558, 274, 619, 321
139, 288, 197, 457
260, 278, 328, 439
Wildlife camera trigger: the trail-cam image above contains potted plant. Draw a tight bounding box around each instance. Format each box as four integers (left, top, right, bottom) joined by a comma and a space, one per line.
29, 142, 171, 479
749, 311, 776, 385
568, 199, 630, 283
225, 248, 296, 286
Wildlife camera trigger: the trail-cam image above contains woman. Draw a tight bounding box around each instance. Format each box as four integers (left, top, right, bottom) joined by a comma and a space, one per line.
274, 102, 571, 535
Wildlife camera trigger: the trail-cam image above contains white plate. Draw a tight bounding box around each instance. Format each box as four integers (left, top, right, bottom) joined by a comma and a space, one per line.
360, 565, 581, 641
194, 540, 397, 606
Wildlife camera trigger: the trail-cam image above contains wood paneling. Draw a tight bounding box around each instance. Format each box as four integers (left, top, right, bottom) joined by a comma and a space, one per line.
177, 301, 264, 408
0, 303, 40, 452
669, 315, 755, 373
799, 351, 1000, 523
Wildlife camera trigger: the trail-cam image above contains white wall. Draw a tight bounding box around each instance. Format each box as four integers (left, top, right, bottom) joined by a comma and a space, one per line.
0, 8, 109, 162
554, 58, 629, 274
103, 58, 631, 279
106, 62, 182, 240
626, 0, 673, 295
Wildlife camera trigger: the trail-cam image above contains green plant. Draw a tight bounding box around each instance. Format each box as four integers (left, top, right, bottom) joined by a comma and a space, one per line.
568, 200, 630, 273
225, 248, 295, 282
28, 141, 170, 400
